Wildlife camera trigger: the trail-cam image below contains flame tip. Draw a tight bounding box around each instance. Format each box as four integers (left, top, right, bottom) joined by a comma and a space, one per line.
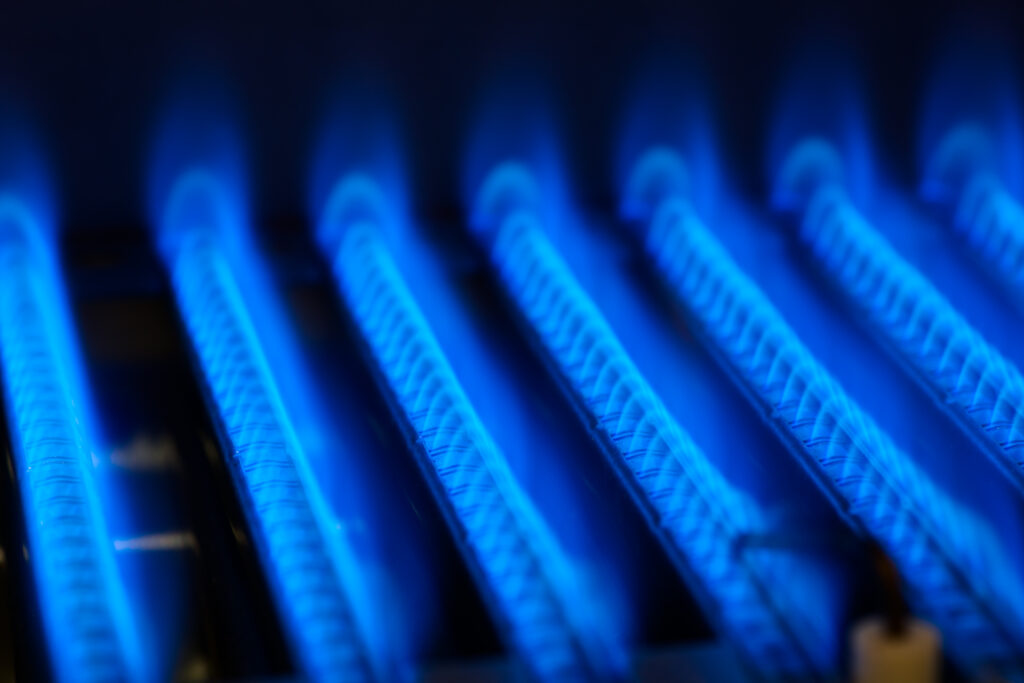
156, 166, 242, 259
0, 193, 40, 247
318, 172, 391, 255
621, 146, 690, 223
774, 137, 846, 213
922, 122, 998, 203
470, 160, 539, 240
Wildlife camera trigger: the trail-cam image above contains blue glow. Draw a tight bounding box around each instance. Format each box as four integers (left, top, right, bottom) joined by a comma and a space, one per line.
337, 94, 652, 660
307, 81, 407, 244
615, 59, 721, 221
928, 124, 1024, 295
768, 45, 874, 210
472, 161, 836, 678
782, 138, 1024, 500
155, 170, 374, 681
461, 72, 572, 244
629, 145, 1024, 676
155, 84, 457, 675
146, 76, 249, 256
773, 139, 845, 213
918, 33, 1024, 201
321, 174, 624, 679
0, 195, 141, 681
924, 121, 1024, 308
613, 81, 856, 613
922, 123, 999, 206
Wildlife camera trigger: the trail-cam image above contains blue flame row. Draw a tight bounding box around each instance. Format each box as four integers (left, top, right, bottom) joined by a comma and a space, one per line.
925, 124, 1024, 302
319, 175, 615, 681
470, 162, 833, 679
626, 147, 1024, 676
951, 176, 1024, 290
157, 172, 372, 681
780, 138, 1024, 498
0, 196, 138, 682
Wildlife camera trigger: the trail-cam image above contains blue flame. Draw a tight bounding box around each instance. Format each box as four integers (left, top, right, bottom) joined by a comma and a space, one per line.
147, 90, 417, 678
782, 139, 1024, 501
461, 71, 571, 242
147, 76, 248, 259
768, 43, 873, 209
924, 123, 1024, 311
318, 85, 700, 668
614, 79, 857, 558
919, 30, 1024, 201
472, 159, 843, 678
449, 84, 679, 663
307, 80, 407, 246
918, 39, 1024, 327
616, 59, 720, 220
319, 175, 626, 678
157, 174, 375, 680
310, 83, 651, 671
0, 157, 142, 679
0, 101, 56, 245
628, 145, 1024, 677
923, 122, 999, 205
773, 138, 845, 214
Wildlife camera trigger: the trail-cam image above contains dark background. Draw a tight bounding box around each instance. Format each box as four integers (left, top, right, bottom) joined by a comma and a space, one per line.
1, 0, 1022, 231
